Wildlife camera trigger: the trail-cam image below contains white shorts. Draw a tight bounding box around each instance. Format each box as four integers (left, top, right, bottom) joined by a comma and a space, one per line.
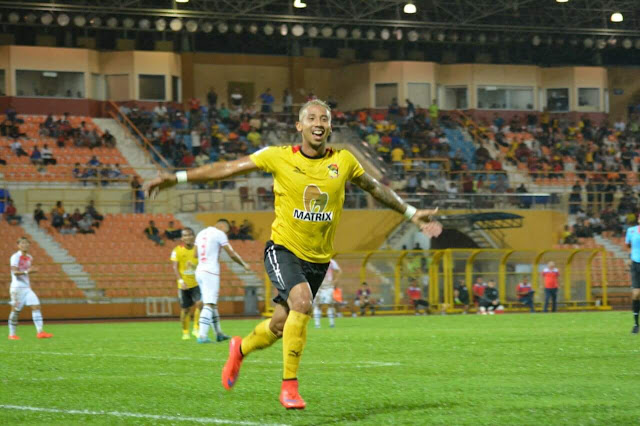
10, 287, 40, 311
196, 270, 220, 305
315, 287, 335, 305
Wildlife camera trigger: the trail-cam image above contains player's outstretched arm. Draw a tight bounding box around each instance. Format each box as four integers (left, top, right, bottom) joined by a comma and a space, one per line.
351, 172, 443, 238
223, 245, 250, 272
144, 156, 259, 199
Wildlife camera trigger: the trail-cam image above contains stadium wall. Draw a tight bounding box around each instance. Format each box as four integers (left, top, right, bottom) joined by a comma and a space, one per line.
2, 45, 632, 118
608, 67, 640, 120
0, 301, 257, 320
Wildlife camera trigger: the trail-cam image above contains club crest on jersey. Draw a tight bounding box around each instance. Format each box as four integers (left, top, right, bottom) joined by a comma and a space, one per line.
293, 184, 333, 222
328, 163, 339, 179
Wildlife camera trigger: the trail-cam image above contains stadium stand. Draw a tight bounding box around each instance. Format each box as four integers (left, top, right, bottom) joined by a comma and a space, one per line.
0, 114, 136, 183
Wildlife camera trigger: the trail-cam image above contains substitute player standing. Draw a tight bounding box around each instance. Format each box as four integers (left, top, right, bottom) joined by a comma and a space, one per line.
625, 217, 640, 334
313, 257, 341, 328
144, 99, 442, 409
194, 219, 250, 343
171, 227, 202, 340
8, 237, 53, 340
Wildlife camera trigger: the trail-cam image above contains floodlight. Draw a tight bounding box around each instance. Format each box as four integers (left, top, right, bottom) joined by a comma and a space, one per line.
292, 24, 304, 37
403, 2, 417, 14
155, 18, 166, 31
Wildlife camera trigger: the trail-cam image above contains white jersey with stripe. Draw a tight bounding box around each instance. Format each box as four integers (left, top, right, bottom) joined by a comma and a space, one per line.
319, 259, 340, 291
10, 251, 32, 289
195, 227, 229, 275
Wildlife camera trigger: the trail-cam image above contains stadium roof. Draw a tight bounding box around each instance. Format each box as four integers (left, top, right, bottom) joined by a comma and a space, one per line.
1, 1, 639, 64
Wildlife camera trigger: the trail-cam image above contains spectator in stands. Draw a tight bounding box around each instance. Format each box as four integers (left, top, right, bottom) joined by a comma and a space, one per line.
355, 282, 376, 316
516, 277, 535, 312
454, 279, 470, 314
70, 208, 83, 227
102, 130, 116, 148
109, 164, 126, 181
144, 220, 164, 246
542, 261, 560, 313
405, 99, 416, 120
131, 176, 145, 214
568, 183, 582, 214
71, 162, 83, 180
60, 214, 76, 235
227, 220, 240, 240
260, 88, 275, 113
561, 225, 578, 244
10, 139, 28, 157
238, 219, 254, 240
428, 99, 439, 124
30, 145, 42, 166
77, 213, 95, 234
283, 89, 293, 114
85, 200, 104, 225
388, 97, 400, 118
153, 102, 168, 121
84, 156, 101, 181
41, 144, 56, 166
4, 200, 22, 225
33, 203, 46, 226
230, 88, 243, 111
207, 87, 218, 110
407, 277, 429, 315
164, 221, 182, 241
478, 280, 500, 314
195, 149, 209, 168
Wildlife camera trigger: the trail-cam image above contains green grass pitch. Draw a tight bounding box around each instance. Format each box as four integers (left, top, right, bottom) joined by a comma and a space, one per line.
1, 312, 639, 425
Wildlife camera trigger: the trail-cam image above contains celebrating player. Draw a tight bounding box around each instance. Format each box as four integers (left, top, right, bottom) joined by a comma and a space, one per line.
7, 237, 53, 340
313, 257, 341, 328
170, 227, 202, 340
194, 220, 250, 343
144, 99, 442, 409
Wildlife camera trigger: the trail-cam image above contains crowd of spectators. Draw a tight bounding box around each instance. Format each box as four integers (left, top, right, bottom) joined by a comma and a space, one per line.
39, 200, 104, 235
2, 108, 126, 186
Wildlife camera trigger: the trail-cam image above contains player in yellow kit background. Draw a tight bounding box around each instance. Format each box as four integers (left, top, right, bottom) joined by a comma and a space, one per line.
145, 99, 442, 410
170, 227, 202, 340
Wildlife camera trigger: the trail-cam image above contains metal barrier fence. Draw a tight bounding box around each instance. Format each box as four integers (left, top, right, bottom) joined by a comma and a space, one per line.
262, 248, 611, 314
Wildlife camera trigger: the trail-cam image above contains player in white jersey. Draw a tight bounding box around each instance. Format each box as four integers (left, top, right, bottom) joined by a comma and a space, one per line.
8, 237, 53, 340
195, 219, 250, 343
313, 258, 341, 328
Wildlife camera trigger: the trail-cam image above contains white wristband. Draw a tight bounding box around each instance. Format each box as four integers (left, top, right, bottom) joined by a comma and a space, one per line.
404, 205, 417, 220
178, 279, 184, 285
175, 171, 188, 184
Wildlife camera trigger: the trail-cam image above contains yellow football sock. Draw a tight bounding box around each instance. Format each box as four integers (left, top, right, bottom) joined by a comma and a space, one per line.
193, 307, 201, 331
181, 311, 190, 333
282, 310, 310, 380
241, 319, 279, 356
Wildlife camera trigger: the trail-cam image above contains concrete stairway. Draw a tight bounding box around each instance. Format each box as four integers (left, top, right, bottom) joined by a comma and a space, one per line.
20, 217, 104, 301
93, 118, 159, 181
594, 234, 627, 260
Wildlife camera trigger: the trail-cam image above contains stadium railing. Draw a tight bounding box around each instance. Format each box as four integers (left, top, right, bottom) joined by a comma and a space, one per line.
261, 248, 612, 316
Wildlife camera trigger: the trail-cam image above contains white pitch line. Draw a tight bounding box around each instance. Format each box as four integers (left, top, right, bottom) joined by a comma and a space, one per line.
0, 405, 290, 426
0, 350, 401, 367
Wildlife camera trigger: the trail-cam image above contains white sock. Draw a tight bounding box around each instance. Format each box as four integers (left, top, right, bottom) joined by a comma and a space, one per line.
210, 306, 223, 335
9, 311, 18, 336
313, 305, 322, 327
199, 306, 212, 339
32, 310, 43, 333
328, 307, 335, 326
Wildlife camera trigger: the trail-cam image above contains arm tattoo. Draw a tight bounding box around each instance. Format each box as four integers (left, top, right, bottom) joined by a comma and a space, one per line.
351, 173, 407, 214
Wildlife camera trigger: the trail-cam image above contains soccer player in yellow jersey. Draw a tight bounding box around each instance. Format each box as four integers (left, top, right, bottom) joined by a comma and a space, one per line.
170, 227, 202, 340
145, 99, 443, 410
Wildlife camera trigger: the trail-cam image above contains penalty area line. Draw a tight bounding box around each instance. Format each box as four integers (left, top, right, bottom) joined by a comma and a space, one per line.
0, 405, 290, 426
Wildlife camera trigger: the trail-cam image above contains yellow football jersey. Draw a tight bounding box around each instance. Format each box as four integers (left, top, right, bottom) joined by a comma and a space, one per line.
170, 245, 198, 288
250, 145, 365, 263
